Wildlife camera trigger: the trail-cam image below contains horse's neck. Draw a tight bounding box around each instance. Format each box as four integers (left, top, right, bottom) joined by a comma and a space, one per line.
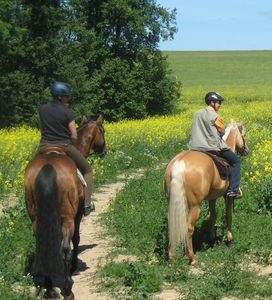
76, 124, 95, 156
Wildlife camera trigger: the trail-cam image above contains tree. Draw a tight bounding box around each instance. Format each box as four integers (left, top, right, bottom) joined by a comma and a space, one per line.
70, 0, 180, 122
0, 0, 180, 127
0, 0, 63, 126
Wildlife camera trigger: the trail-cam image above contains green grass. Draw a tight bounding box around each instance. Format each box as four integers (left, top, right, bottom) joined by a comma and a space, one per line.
164, 50, 272, 103
164, 50, 272, 87
100, 167, 272, 299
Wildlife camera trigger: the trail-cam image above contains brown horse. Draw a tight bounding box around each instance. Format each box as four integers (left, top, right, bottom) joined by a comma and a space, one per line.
165, 120, 249, 265
24, 114, 106, 299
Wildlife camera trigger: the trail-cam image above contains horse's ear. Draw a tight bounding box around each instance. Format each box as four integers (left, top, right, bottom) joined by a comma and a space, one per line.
82, 115, 89, 124
96, 113, 104, 125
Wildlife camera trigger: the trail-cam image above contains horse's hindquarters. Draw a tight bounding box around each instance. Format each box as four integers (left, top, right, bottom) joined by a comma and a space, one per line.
166, 150, 229, 263
24, 154, 80, 296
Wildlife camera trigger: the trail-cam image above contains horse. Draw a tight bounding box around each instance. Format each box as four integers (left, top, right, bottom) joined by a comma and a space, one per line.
24, 114, 106, 299
165, 120, 249, 265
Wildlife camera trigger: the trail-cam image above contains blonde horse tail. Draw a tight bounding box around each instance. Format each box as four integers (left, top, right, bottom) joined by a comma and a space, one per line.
168, 160, 188, 258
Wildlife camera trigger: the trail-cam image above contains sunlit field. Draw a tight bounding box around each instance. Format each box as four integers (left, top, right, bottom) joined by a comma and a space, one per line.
1, 100, 270, 198
0, 50, 271, 299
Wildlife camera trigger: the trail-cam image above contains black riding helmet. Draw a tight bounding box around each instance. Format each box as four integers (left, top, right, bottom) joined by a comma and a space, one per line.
205, 92, 224, 105
51, 81, 71, 97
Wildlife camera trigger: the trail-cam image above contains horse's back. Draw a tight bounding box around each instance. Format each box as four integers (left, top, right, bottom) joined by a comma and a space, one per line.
25, 153, 77, 183
166, 150, 228, 201
25, 153, 81, 227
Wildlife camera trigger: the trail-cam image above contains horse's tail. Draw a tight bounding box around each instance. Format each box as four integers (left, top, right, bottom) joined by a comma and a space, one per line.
33, 163, 64, 287
168, 160, 188, 258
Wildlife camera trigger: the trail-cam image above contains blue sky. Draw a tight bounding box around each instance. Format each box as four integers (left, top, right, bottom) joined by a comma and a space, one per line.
157, 0, 272, 51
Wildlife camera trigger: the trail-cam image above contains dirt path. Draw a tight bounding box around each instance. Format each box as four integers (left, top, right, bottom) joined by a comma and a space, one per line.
72, 172, 181, 300
72, 180, 123, 300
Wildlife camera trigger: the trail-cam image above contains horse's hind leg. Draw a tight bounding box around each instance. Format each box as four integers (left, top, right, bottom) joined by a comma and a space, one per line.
187, 205, 201, 265
208, 200, 218, 246
61, 229, 74, 300
44, 276, 59, 299
225, 197, 235, 246
71, 210, 83, 274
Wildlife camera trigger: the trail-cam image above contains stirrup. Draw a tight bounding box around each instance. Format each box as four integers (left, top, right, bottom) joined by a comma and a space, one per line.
84, 202, 95, 216
226, 188, 242, 199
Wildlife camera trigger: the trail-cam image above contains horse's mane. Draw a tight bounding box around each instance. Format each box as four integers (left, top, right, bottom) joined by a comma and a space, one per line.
222, 119, 242, 141
77, 120, 96, 133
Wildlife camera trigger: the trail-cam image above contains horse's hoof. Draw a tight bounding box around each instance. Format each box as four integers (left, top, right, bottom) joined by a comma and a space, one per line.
44, 289, 60, 299
209, 237, 220, 247
226, 239, 235, 247
71, 268, 80, 276
189, 257, 197, 265
64, 292, 75, 300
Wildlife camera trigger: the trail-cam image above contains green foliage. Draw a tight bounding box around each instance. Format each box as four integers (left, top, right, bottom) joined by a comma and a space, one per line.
0, 203, 36, 299
251, 178, 272, 215
103, 168, 168, 259
0, 0, 179, 127
99, 261, 163, 297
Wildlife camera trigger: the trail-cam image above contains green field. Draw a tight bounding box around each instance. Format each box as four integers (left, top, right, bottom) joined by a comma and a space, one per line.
164, 50, 272, 104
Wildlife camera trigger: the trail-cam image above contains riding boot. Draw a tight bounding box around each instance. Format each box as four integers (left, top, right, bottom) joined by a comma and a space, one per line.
83, 172, 95, 216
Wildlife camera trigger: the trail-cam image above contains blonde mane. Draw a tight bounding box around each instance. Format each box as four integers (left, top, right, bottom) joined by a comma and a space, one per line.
222, 120, 237, 142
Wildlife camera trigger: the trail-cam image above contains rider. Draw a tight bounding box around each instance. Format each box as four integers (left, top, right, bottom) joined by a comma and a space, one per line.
38, 81, 95, 216
188, 91, 241, 199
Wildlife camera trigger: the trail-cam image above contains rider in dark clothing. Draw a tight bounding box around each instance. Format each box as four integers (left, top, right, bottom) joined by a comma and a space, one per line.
38, 81, 94, 216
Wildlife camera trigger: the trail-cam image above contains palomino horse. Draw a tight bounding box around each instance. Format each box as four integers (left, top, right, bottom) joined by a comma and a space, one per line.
165, 120, 249, 265
24, 114, 106, 299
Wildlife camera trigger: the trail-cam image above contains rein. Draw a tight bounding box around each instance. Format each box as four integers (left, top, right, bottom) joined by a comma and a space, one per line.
237, 126, 247, 154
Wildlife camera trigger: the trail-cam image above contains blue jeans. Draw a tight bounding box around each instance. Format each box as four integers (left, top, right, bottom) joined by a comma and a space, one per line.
219, 149, 241, 192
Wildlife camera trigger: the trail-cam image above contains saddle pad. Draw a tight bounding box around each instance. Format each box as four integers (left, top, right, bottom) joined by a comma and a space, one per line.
77, 169, 87, 187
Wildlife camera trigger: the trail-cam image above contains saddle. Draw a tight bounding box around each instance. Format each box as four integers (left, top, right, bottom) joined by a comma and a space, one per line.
39, 146, 66, 155
38, 146, 87, 187
202, 151, 231, 180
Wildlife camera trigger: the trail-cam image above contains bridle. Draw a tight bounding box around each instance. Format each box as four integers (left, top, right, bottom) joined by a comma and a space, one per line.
93, 123, 106, 157
236, 126, 249, 156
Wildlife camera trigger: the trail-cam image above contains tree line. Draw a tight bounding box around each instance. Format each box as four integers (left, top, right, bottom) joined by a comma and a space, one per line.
0, 0, 181, 127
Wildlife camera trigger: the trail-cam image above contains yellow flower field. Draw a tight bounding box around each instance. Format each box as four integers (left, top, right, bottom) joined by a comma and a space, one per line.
0, 100, 271, 199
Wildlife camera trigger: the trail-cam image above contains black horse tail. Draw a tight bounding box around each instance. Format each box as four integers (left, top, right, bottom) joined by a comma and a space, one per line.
33, 163, 65, 288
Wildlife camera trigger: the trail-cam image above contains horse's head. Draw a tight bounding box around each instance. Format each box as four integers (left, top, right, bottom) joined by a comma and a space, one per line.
236, 123, 250, 156
223, 120, 249, 156
92, 114, 107, 157
77, 114, 106, 157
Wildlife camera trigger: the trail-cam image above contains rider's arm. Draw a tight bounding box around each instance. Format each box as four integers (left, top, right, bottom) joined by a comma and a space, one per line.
68, 120, 78, 145
214, 116, 225, 136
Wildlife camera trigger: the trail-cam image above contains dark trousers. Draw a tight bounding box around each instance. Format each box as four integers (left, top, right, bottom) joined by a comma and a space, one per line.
219, 149, 241, 192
